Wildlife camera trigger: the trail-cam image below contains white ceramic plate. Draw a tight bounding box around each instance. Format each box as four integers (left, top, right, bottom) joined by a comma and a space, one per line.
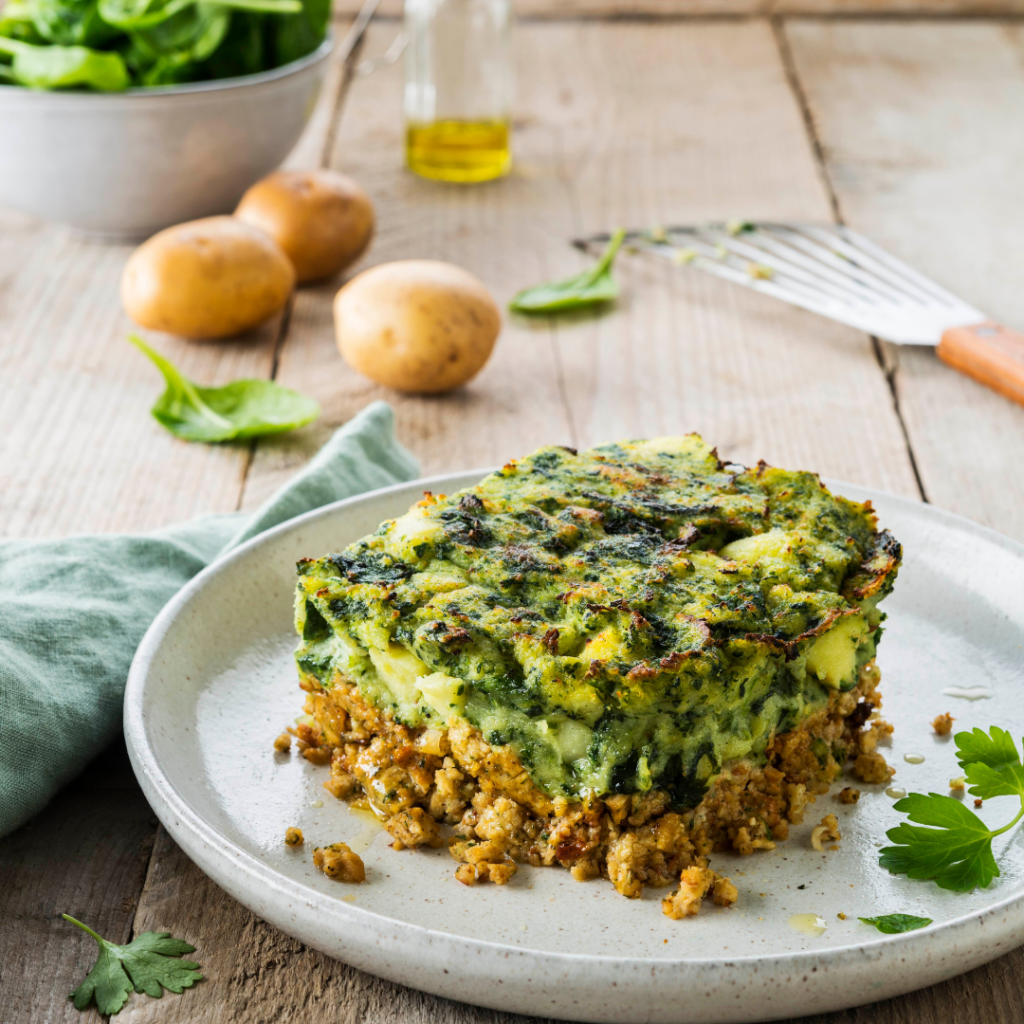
124, 472, 1024, 1024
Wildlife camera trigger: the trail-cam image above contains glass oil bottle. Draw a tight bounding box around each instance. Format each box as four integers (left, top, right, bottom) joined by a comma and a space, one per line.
404, 0, 513, 183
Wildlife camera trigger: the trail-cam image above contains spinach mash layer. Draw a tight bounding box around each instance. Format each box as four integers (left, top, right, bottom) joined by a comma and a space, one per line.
293, 436, 900, 808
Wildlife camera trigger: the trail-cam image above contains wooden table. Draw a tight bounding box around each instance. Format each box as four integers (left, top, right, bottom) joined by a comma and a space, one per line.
4, 4, 1024, 1021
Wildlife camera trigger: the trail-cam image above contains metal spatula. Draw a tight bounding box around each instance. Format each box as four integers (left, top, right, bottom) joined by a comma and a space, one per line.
575, 223, 1024, 408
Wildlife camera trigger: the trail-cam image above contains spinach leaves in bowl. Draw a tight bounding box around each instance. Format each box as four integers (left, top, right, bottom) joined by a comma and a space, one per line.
0, 0, 330, 91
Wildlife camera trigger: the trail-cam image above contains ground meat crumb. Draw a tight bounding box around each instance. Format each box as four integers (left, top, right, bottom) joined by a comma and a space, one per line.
323, 773, 359, 799
858, 719, 894, 754
932, 712, 955, 736
450, 838, 517, 885
835, 787, 860, 805
975, 798, 984, 808
273, 732, 292, 753
712, 874, 738, 907
811, 813, 841, 852
661, 865, 735, 919
949, 776, 966, 792
853, 751, 894, 784
302, 746, 332, 766
313, 843, 365, 882
284, 826, 304, 847
386, 807, 444, 850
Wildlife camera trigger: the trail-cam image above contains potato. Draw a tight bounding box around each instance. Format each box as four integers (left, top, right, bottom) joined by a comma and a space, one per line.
235, 170, 375, 284
121, 216, 294, 339
334, 261, 500, 394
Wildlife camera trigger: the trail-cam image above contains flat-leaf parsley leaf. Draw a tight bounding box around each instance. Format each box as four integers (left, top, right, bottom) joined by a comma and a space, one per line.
879, 726, 1024, 891
64, 914, 202, 1015
858, 914, 932, 934
509, 229, 625, 315
129, 334, 319, 443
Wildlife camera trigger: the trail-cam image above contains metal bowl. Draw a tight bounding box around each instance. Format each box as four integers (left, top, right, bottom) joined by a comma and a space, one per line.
0, 37, 333, 241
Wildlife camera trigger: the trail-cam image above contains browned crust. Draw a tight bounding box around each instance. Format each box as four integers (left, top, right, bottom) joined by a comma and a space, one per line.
292, 661, 889, 917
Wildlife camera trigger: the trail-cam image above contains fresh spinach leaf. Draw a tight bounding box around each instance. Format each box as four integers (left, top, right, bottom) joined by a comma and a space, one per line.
129, 334, 319, 443
509, 229, 626, 315
199, 7, 262, 77
858, 914, 932, 934
268, 0, 328, 67
0, 34, 128, 88
1, 0, 313, 91
15, 0, 118, 47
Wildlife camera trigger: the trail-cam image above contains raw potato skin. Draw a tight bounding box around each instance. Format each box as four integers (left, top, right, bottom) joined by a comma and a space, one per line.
235, 170, 375, 284
121, 216, 295, 340
334, 260, 500, 394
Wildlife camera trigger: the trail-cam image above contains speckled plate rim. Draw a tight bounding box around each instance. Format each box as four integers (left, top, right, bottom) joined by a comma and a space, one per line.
124, 471, 1024, 1024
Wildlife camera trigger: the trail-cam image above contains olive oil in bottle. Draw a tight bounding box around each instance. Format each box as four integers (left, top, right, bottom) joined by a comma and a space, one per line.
404, 0, 513, 184
405, 119, 511, 183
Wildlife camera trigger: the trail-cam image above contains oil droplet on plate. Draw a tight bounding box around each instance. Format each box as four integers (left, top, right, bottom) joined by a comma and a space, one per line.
886, 787, 907, 799
346, 805, 384, 853
788, 914, 827, 937
904, 753, 925, 764
941, 686, 993, 701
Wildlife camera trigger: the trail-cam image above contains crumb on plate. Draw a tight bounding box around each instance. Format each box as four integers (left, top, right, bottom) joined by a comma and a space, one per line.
313, 843, 365, 883
811, 814, 841, 852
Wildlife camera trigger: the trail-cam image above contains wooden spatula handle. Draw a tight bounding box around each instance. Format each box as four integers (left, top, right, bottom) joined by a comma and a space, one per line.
937, 322, 1024, 407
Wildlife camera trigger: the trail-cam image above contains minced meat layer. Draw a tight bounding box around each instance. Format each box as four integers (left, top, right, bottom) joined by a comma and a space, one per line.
290, 659, 892, 918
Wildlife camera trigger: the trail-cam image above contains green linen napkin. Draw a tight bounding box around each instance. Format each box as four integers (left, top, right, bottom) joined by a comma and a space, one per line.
0, 401, 418, 839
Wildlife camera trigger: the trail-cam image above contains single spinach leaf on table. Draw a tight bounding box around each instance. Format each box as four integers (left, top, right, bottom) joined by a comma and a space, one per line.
0, 34, 128, 88
858, 914, 932, 934
129, 334, 319, 443
509, 229, 626, 315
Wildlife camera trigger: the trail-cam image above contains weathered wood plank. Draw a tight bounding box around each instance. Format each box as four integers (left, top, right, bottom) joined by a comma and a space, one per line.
0, 25, 350, 540
783, 18, 1024, 540
536, 19, 918, 494
241, 21, 576, 511
335, 0, 1024, 16
0, 740, 158, 1024
119, 828, 549, 1024
129, 18, 938, 1024
0, 29, 351, 1024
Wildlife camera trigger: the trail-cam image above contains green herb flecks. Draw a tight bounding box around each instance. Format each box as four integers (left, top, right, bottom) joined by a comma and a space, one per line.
64, 914, 202, 1016
879, 726, 1024, 891
129, 334, 319, 443
0, 0, 322, 90
858, 914, 932, 934
510, 229, 625, 315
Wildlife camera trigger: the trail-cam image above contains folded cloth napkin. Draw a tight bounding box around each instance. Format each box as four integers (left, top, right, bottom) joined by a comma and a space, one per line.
0, 401, 418, 838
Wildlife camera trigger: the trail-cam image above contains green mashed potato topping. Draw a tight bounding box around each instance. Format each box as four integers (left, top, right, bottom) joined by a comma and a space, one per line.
294, 436, 901, 808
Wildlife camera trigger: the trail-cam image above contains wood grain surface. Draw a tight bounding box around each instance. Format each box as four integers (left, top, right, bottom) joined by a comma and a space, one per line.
784, 18, 1024, 540
0, 741, 158, 1024
337, 0, 1024, 17
2, 9, 1024, 1024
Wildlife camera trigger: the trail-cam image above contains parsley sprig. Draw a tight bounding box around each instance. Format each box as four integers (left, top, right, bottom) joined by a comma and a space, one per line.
64, 914, 202, 1015
880, 727, 1024, 891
